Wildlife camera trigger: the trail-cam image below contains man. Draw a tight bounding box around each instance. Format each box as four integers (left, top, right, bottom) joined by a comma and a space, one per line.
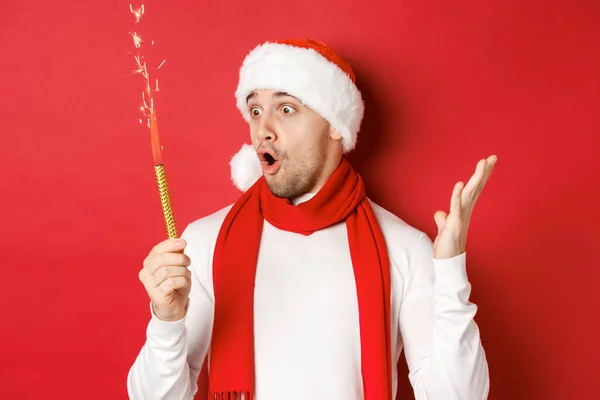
128, 38, 495, 400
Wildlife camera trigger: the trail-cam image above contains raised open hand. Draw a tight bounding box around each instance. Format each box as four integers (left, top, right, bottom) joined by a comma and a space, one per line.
433, 155, 498, 259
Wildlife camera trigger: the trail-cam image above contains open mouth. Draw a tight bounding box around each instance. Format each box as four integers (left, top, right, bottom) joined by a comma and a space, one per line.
258, 149, 278, 165
263, 152, 276, 166
257, 149, 281, 174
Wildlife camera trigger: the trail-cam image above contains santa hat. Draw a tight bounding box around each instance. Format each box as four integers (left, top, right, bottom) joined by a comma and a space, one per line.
230, 38, 365, 191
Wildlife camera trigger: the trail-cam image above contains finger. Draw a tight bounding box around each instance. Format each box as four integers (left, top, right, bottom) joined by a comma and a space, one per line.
463, 159, 487, 198
145, 252, 191, 275
473, 156, 498, 199
150, 266, 192, 289
482, 155, 498, 185
149, 238, 187, 258
434, 210, 447, 233
154, 276, 190, 297
450, 181, 464, 216
463, 155, 498, 205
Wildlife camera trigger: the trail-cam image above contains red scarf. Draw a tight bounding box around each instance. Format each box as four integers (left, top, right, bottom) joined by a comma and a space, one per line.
208, 159, 392, 399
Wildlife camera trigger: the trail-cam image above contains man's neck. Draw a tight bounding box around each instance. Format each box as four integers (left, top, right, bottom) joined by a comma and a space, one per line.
291, 192, 316, 206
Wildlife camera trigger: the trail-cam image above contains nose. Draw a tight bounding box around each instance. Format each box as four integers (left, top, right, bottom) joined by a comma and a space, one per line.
257, 110, 277, 143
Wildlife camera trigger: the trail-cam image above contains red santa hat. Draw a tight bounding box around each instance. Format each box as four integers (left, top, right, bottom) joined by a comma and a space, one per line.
230, 38, 365, 191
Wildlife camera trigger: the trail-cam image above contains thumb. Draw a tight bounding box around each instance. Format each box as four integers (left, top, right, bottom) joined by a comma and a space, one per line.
434, 210, 447, 233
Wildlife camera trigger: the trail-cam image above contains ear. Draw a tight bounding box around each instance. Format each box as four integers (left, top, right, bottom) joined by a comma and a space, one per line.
329, 126, 343, 141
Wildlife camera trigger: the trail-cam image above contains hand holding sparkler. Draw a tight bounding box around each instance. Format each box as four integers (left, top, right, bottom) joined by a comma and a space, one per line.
139, 238, 191, 322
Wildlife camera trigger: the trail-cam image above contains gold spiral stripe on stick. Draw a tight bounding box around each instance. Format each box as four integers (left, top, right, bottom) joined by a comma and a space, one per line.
154, 164, 178, 238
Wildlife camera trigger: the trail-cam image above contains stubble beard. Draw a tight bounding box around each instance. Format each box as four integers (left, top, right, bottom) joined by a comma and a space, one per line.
265, 159, 318, 199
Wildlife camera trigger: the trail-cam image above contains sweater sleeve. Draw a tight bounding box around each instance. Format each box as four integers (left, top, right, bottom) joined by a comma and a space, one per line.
398, 233, 489, 400
127, 225, 215, 400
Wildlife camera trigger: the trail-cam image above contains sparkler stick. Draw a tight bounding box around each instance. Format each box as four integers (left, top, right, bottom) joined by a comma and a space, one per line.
130, 3, 178, 239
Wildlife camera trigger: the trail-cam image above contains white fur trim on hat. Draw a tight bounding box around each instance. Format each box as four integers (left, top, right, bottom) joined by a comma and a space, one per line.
230, 143, 262, 191
234, 42, 364, 153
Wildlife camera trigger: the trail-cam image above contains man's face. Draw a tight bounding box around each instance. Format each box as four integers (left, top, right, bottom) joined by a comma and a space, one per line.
247, 89, 341, 198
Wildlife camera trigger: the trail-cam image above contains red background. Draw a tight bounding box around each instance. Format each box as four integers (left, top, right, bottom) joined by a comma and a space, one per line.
1, 0, 598, 399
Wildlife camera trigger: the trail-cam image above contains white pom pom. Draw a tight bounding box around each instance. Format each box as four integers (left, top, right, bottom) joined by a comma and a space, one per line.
230, 143, 262, 191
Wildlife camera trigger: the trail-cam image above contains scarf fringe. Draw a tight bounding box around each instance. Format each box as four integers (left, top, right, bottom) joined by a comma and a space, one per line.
209, 391, 253, 400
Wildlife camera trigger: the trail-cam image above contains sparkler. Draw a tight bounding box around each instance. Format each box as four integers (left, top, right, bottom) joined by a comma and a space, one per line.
130, 3, 177, 239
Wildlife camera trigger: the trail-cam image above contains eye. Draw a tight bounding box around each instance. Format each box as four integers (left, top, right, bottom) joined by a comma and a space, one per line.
280, 105, 296, 115
250, 107, 262, 117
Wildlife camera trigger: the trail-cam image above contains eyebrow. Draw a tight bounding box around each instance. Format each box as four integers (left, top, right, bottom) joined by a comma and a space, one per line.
246, 91, 299, 103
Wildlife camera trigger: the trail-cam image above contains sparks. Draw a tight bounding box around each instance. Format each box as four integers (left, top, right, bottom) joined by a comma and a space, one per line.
130, 3, 145, 23
130, 3, 166, 164
132, 32, 142, 48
